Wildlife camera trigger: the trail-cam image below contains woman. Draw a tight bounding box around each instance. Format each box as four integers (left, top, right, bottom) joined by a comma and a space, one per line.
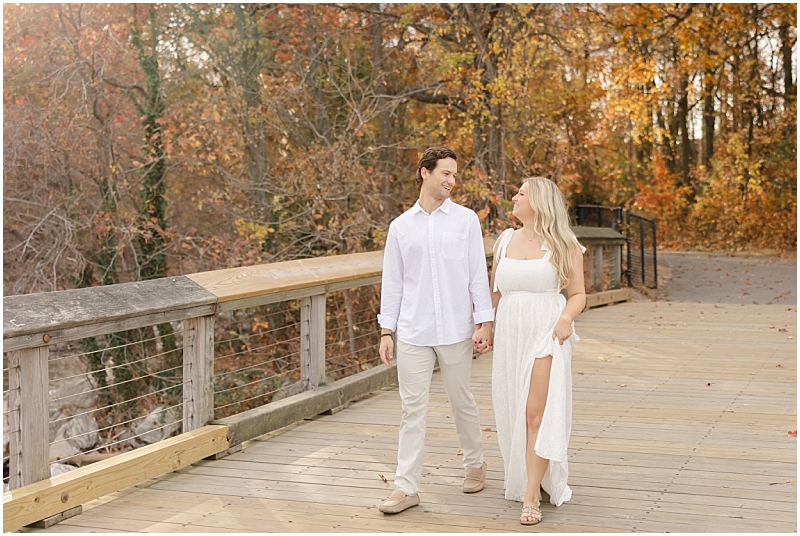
487, 177, 586, 525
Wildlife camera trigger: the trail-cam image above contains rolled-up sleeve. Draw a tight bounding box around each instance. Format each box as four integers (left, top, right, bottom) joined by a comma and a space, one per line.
467, 214, 494, 324
377, 223, 403, 331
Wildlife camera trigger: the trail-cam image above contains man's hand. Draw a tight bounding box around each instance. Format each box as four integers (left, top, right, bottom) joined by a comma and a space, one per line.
472, 323, 493, 354
379, 333, 394, 367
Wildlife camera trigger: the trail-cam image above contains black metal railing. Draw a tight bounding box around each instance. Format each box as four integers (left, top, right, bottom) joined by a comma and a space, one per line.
576, 205, 624, 231
576, 205, 657, 289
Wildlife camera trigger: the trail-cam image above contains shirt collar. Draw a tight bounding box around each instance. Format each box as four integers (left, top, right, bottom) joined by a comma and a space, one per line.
410, 197, 453, 215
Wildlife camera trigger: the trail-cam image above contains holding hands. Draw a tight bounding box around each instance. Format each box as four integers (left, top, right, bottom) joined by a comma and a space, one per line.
472, 322, 493, 354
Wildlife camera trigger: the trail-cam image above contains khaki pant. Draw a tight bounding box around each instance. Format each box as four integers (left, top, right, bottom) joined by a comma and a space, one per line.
394, 339, 485, 495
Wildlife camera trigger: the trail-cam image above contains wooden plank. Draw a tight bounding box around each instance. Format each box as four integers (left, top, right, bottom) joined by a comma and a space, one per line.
183, 316, 215, 431
12, 347, 50, 488
572, 226, 625, 243
71, 489, 606, 533
585, 288, 632, 310
4, 276, 217, 346
608, 244, 621, 289
29, 505, 83, 529
6, 351, 22, 490
215, 362, 398, 446
591, 244, 603, 291
3, 425, 229, 532
300, 294, 326, 389
4, 304, 216, 353
186, 252, 385, 306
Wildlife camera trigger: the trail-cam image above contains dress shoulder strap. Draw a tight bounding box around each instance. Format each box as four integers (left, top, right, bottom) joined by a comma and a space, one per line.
493, 228, 514, 263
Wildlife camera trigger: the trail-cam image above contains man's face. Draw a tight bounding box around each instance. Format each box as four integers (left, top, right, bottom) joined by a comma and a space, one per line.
421, 157, 457, 200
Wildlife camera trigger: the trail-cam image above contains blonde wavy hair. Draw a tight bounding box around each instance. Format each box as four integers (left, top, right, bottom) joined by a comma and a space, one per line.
524, 176, 581, 288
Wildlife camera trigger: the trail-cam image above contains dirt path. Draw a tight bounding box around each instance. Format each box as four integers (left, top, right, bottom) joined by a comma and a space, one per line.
654, 250, 796, 305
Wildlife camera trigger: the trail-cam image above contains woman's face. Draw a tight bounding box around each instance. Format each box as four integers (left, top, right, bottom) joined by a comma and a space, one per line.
511, 182, 534, 220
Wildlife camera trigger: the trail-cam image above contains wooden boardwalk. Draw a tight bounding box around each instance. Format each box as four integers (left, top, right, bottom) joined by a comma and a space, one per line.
23, 301, 796, 533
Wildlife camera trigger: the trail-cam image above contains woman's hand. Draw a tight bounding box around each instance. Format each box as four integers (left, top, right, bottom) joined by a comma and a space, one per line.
552, 314, 573, 345
472, 323, 494, 354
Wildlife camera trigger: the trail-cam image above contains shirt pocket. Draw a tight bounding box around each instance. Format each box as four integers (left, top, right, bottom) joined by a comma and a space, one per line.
441, 231, 467, 261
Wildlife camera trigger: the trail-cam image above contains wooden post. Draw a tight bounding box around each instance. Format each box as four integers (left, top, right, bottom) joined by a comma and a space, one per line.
7, 347, 50, 489
608, 244, 622, 290
592, 245, 604, 292
301, 294, 326, 390
183, 316, 215, 431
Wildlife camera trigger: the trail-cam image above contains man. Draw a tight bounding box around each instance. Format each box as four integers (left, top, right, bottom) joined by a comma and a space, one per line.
377, 146, 494, 514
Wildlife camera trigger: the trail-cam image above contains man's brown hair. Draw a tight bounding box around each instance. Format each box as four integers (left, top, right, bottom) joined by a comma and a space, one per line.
415, 146, 457, 187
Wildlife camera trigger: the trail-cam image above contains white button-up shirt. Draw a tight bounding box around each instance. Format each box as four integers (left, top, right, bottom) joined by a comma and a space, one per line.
378, 198, 495, 347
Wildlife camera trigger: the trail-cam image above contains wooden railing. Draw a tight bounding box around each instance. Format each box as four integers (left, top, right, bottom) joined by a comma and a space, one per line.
2, 227, 625, 531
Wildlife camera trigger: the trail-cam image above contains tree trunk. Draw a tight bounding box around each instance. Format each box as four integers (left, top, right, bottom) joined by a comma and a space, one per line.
131, 6, 168, 283
369, 11, 394, 211
463, 4, 506, 184
702, 69, 715, 168
779, 22, 796, 102
678, 72, 692, 192
656, 107, 676, 174
236, 6, 270, 200
129, 6, 180, 396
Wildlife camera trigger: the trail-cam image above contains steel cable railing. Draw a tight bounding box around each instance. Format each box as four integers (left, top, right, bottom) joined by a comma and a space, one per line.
324, 285, 382, 381
50, 404, 184, 468
212, 303, 304, 419
41, 325, 189, 476
4, 259, 393, 500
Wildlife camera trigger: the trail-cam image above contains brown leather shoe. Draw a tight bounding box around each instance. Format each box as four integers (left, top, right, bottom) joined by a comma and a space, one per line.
378, 489, 420, 514
462, 461, 487, 493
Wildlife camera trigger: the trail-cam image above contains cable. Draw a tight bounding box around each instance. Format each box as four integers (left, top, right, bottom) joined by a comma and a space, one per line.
213, 365, 301, 396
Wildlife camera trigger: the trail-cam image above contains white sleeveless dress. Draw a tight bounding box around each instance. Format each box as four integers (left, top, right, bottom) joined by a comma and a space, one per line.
491, 228, 584, 506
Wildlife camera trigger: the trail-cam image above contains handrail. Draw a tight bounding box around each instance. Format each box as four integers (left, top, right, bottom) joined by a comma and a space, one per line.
3, 227, 625, 531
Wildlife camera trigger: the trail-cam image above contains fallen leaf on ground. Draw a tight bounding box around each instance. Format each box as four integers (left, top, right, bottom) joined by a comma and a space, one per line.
618, 384, 626, 387
778, 328, 787, 332
787, 430, 797, 437
596, 356, 608, 362
776, 364, 783, 368
378, 474, 387, 482
456, 449, 463, 455
483, 428, 493, 432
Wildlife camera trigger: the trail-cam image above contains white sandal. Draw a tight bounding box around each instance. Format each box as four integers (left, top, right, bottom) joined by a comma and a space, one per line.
520, 504, 542, 525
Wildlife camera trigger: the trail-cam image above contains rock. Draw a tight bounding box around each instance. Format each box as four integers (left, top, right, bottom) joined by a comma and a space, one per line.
50, 463, 76, 477
49, 413, 100, 461
50, 425, 80, 462
133, 407, 181, 444
49, 408, 67, 443
62, 413, 99, 451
